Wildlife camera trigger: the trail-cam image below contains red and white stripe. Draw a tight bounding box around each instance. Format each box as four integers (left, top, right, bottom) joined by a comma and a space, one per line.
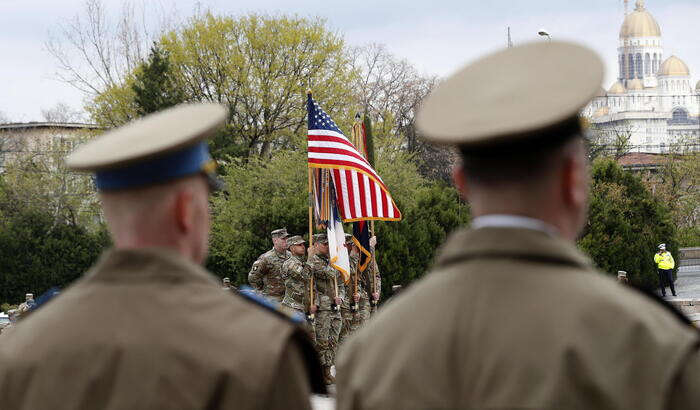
308, 129, 401, 222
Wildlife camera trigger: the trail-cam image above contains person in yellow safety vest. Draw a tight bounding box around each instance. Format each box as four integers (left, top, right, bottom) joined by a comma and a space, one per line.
654, 243, 676, 297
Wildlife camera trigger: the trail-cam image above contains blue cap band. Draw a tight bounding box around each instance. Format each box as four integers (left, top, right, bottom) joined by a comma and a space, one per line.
95, 142, 213, 190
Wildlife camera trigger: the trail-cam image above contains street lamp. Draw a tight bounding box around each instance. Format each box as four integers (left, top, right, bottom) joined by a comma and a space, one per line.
538, 28, 551, 41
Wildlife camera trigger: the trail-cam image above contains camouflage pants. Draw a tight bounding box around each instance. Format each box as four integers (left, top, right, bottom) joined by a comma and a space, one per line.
339, 299, 371, 346
314, 310, 342, 367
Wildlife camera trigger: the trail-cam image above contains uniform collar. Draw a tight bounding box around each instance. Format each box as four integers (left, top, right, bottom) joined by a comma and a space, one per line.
84, 247, 219, 286
471, 214, 560, 237
435, 226, 592, 270
272, 248, 288, 258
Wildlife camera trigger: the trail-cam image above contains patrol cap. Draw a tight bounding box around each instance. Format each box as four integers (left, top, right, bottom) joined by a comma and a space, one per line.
287, 235, 306, 246
344, 233, 354, 244
66, 103, 227, 191
416, 41, 604, 148
223, 277, 230, 283
658, 243, 666, 250
271, 228, 289, 239
313, 233, 328, 244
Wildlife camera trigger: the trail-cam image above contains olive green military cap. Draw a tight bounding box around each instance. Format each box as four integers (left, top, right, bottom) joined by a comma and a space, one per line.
65, 103, 227, 191
271, 228, 289, 238
286, 235, 306, 247
313, 233, 328, 244
416, 41, 604, 147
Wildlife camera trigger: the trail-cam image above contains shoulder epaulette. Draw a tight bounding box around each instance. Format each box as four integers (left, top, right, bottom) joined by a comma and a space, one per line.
237, 286, 306, 324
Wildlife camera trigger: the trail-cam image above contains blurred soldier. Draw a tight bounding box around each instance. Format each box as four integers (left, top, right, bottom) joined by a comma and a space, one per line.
308, 232, 343, 385
16, 293, 35, 316
281, 235, 316, 338
221, 277, 235, 291
655, 243, 676, 297
248, 228, 291, 302
337, 42, 700, 409
0, 104, 324, 409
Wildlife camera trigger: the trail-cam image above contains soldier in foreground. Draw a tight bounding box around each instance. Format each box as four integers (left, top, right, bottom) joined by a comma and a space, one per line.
248, 228, 291, 302
281, 235, 316, 337
337, 42, 700, 409
0, 104, 324, 409
308, 233, 344, 385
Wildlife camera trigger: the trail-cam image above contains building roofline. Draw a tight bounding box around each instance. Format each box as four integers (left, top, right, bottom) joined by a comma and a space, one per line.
0, 122, 101, 130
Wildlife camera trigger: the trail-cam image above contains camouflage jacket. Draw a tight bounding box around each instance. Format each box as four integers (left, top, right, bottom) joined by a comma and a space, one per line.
247, 248, 291, 299
308, 253, 345, 311
342, 255, 381, 309
281, 254, 312, 311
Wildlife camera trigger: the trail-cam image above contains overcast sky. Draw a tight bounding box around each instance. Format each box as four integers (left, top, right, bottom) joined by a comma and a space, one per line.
1, 0, 698, 122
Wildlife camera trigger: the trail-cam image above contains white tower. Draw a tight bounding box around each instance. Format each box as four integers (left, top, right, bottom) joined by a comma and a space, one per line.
617, 0, 663, 89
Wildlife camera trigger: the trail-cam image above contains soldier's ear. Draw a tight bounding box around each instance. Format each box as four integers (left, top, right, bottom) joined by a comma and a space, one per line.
174, 189, 195, 234
452, 165, 470, 202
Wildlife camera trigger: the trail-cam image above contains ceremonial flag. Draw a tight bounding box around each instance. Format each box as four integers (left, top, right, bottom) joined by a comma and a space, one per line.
327, 187, 351, 283
307, 94, 401, 222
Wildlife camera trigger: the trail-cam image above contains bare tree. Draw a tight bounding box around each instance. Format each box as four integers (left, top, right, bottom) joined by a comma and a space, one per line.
588, 121, 634, 160
41, 102, 86, 123
351, 44, 454, 181
45, 0, 177, 96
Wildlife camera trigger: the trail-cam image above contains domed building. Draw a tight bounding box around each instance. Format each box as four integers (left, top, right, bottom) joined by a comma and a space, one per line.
584, 0, 700, 152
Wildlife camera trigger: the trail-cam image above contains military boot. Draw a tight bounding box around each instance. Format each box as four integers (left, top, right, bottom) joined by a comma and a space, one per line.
323, 365, 335, 385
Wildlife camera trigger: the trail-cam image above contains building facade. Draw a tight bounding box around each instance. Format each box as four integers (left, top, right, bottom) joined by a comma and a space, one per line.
583, 0, 700, 153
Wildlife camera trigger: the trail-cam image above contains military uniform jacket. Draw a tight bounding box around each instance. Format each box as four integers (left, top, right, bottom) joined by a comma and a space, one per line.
248, 248, 290, 299
0, 248, 323, 410
337, 227, 700, 410
309, 253, 345, 311
281, 254, 312, 311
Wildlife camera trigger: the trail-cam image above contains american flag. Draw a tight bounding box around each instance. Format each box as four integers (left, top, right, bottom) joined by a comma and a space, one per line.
306, 94, 401, 222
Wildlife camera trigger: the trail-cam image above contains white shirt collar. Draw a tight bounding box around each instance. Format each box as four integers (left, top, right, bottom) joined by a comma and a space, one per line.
471, 214, 560, 237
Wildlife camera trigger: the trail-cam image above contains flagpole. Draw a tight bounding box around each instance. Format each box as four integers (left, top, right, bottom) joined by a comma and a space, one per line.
364, 111, 380, 314
308, 166, 315, 322
307, 89, 315, 323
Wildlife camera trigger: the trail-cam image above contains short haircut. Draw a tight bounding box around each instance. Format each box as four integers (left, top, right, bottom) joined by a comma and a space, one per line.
458, 117, 583, 185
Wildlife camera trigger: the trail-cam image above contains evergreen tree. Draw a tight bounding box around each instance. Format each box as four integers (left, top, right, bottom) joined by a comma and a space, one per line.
0, 209, 110, 305
579, 158, 678, 290
132, 43, 185, 116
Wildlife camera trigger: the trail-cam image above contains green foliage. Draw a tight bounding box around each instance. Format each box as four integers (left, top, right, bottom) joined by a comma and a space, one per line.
1, 303, 17, 314
132, 43, 186, 116
0, 209, 110, 306
87, 12, 359, 161
376, 183, 469, 299
208, 149, 309, 285
207, 142, 470, 293
579, 158, 678, 290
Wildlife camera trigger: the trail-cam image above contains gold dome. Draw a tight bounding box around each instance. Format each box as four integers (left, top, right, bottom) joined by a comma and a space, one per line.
593, 106, 610, 118
658, 56, 690, 76
608, 81, 626, 94
627, 78, 644, 91
619, 1, 661, 39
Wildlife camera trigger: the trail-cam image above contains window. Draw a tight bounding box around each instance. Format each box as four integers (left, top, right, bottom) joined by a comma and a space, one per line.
644, 54, 650, 76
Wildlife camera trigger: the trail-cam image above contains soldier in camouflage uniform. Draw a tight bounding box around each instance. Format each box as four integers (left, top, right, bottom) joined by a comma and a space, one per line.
308, 232, 344, 385
339, 235, 381, 345
281, 235, 316, 339
221, 277, 237, 292
339, 235, 358, 346
247, 228, 291, 302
